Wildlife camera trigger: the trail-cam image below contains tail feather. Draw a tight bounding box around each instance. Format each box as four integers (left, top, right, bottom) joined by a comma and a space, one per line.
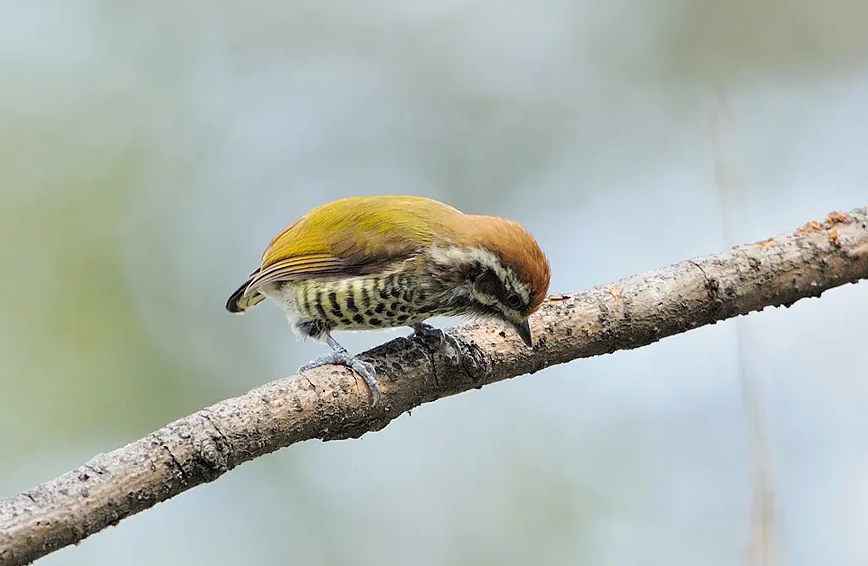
226, 274, 266, 313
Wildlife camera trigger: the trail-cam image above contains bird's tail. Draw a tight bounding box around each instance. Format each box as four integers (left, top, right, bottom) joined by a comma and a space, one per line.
225, 272, 266, 313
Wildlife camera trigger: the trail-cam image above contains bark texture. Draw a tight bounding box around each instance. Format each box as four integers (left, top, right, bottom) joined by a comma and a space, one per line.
2, 206, 867, 565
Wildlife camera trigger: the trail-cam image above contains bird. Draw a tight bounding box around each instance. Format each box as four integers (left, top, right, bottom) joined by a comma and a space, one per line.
226, 195, 551, 405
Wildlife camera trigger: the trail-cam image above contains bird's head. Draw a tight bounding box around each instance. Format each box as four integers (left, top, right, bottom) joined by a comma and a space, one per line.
428, 216, 551, 347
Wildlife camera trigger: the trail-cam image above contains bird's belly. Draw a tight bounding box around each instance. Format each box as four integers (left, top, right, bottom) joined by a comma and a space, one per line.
276, 274, 440, 335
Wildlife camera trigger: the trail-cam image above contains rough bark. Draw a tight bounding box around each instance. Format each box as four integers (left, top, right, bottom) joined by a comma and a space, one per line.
2, 206, 867, 566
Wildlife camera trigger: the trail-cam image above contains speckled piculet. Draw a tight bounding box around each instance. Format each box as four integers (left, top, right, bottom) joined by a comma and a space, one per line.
226, 195, 551, 404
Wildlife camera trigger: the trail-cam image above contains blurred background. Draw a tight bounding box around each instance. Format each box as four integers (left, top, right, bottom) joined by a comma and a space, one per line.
2, 1, 868, 564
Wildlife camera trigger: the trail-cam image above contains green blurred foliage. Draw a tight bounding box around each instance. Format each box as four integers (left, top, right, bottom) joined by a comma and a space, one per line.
0, 163, 205, 449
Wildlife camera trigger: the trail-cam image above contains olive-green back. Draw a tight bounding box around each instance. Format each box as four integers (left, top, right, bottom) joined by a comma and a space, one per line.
246, 196, 463, 293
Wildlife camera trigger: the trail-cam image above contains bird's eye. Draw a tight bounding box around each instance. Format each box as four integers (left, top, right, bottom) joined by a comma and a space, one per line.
505, 292, 522, 309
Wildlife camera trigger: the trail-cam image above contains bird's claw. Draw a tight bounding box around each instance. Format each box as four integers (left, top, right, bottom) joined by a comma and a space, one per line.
298, 349, 382, 406
411, 323, 462, 361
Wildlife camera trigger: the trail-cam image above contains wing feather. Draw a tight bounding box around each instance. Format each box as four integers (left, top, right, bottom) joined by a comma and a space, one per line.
242, 196, 464, 296
243, 254, 350, 295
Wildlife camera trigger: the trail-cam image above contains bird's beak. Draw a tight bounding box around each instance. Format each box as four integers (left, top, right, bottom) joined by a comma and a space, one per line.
512, 319, 533, 348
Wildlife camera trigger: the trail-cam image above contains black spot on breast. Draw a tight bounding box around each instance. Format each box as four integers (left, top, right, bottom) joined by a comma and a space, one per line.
374, 303, 386, 314
369, 318, 382, 326
327, 291, 342, 317
353, 314, 365, 324
314, 290, 328, 319
340, 317, 352, 326
300, 290, 312, 316
396, 314, 409, 323
360, 286, 371, 309
345, 295, 359, 313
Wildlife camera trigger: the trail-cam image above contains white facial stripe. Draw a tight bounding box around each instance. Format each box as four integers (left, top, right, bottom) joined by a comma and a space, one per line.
427, 246, 531, 306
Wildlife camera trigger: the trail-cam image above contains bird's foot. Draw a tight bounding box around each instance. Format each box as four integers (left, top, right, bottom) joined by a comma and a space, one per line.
411, 323, 462, 361
298, 349, 382, 406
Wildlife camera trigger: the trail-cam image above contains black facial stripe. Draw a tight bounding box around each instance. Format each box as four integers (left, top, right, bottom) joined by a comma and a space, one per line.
474, 268, 527, 310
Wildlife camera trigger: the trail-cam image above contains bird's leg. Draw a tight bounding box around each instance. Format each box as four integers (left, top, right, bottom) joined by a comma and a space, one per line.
298, 334, 382, 405
410, 322, 462, 361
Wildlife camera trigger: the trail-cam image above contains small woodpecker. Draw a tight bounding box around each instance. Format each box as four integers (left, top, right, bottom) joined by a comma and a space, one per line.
226, 195, 551, 405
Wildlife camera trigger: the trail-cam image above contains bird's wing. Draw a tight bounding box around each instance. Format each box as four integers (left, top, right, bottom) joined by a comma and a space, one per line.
244, 253, 351, 293
243, 197, 457, 295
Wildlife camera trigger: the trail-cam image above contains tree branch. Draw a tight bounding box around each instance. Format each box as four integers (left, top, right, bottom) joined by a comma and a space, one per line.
2, 206, 868, 566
